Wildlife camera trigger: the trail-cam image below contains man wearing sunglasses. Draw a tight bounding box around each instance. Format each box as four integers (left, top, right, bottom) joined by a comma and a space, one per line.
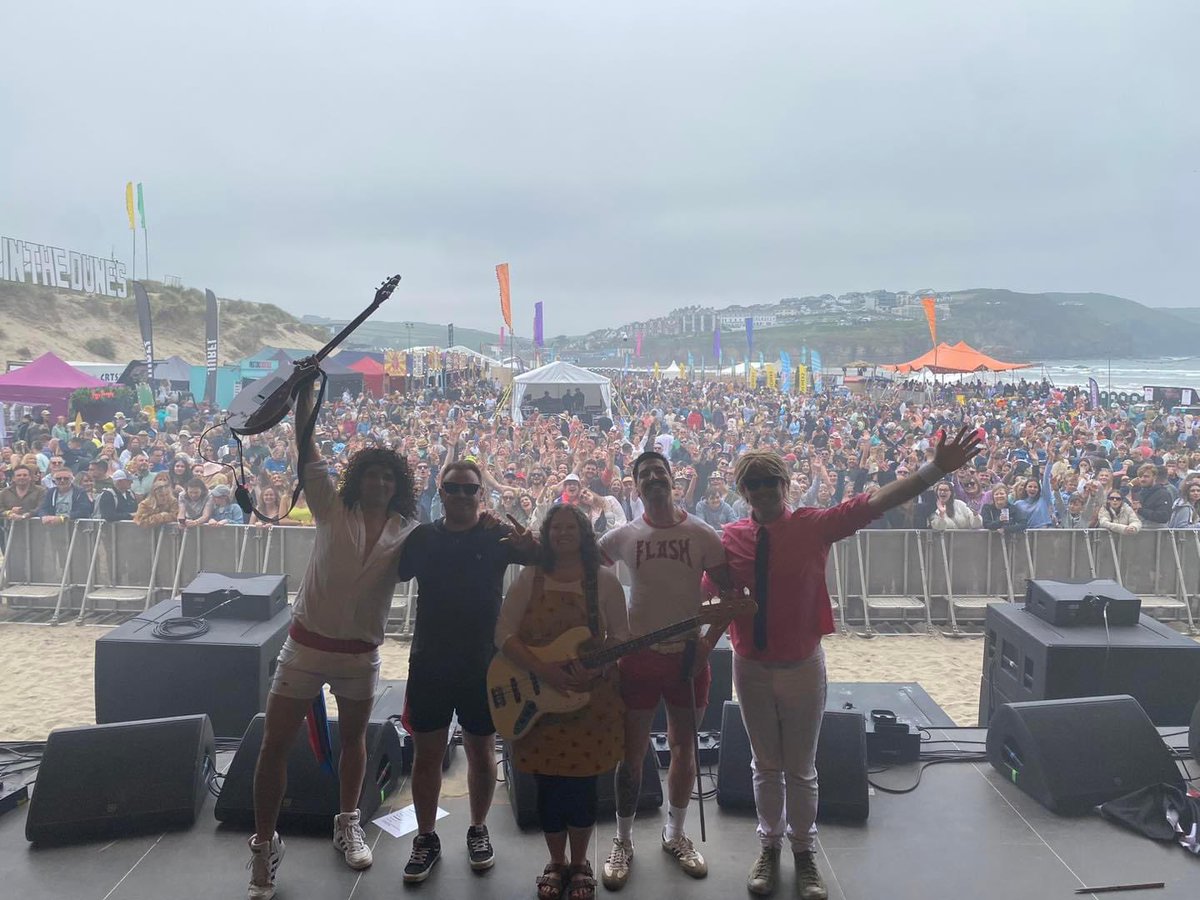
36, 468, 93, 523
396, 460, 540, 885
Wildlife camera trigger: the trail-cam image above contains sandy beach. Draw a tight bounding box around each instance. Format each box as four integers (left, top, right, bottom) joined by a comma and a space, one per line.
0, 625, 991, 742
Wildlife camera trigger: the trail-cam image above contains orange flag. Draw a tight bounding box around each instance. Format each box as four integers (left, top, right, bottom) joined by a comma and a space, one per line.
921, 296, 937, 346
496, 263, 513, 330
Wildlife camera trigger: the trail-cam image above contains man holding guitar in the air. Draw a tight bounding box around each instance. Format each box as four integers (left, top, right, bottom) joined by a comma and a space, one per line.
595, 449, 738, 891
246, 381, 420, 900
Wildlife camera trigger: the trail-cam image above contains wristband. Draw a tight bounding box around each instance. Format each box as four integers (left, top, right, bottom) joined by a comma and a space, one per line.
916, 462, 946, 487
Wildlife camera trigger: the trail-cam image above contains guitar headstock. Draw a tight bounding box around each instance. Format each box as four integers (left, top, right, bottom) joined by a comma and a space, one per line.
375, 274, 401, 305
698, 595, 758, 624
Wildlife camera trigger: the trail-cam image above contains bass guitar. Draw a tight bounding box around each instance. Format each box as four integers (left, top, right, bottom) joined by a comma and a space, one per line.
225, 274, 401, 435
488, 596, 756, 741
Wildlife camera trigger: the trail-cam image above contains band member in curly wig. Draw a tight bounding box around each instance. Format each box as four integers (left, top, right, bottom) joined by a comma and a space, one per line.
246, 382, 418, 900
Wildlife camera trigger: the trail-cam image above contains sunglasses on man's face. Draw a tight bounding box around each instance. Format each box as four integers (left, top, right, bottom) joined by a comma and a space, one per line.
441, 482, 481, 496
54, 477, 72, 484
742, 475, 783, 491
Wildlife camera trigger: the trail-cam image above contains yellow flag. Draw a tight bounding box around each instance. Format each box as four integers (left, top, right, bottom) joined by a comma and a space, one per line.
797, 364, 809, 393
125, 182, 136, 230
653, 362, 660, 379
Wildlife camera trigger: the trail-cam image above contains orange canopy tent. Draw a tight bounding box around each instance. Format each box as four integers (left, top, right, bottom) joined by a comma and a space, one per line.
884, 341, 1030, 375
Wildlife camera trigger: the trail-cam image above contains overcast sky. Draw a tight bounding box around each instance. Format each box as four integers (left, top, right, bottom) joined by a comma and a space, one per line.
2, 1, 1196, 335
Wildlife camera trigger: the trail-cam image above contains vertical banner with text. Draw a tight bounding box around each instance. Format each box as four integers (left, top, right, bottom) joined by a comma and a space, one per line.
132, 282, 155, 383
204, 289, 219, 405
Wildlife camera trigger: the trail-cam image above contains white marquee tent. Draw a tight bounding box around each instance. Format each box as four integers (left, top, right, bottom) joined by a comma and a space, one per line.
511, 361, 612, 425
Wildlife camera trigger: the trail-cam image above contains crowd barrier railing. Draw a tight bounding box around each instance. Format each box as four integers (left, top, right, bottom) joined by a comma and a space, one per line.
2, 521, 1197, 636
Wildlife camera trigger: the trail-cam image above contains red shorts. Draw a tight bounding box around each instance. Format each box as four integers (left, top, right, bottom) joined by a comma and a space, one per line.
618, 647, 711, 711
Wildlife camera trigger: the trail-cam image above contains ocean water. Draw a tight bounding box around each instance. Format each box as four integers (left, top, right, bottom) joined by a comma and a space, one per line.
1033, 358, 1200, 392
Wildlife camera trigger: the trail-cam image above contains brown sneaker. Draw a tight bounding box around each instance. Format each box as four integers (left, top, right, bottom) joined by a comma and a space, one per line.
794, 850, 828, 900
747, 846, 780, 895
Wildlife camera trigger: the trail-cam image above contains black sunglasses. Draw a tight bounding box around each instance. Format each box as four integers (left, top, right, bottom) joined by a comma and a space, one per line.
1107, 495, 1123, 501
442, 482, 481, 496
742, 475, 783, 491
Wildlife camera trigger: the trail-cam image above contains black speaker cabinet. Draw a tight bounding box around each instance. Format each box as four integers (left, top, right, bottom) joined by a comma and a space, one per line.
181, 571, 288, 621
979, 603, 1200, 726
502, 741, 662, 830
215, 712, 404, 832
26, 715, 215, 844
987, 695, 1184, 815
717, 701, 869, 821
95, 597, 290, 737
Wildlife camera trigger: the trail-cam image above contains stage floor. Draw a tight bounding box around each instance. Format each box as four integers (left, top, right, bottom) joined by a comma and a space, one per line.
2, 727, 1195, 900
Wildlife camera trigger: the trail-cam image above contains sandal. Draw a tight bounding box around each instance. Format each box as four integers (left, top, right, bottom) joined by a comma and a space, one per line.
536, 861, 567, 900
566, 861, 596, 900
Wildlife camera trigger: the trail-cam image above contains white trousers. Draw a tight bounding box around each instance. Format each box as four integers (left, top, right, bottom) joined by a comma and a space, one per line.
732, 646, 827, 852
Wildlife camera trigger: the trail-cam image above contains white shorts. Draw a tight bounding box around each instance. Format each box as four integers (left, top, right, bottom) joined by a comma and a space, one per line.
269, 638, 381, 702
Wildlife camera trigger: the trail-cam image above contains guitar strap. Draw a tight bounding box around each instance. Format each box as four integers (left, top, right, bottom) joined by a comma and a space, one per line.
233, 370, 328, 524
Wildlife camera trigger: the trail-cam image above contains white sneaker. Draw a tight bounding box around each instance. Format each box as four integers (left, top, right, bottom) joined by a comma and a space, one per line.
333, 809, 373, 869
661, 829, 707, 878
247, 832, 285, 900
602, 836, 634, 890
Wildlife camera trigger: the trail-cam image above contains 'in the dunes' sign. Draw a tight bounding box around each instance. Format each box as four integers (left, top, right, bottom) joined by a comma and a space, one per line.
0, 235, 128, 299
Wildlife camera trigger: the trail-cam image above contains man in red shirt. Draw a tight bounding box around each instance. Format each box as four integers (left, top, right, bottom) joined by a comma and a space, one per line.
714, 427, 981, 898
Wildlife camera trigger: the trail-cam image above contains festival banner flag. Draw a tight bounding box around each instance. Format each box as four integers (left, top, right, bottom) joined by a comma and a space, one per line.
921, 296, 937, 347
779, 350, 792, 393
125, 182, 136, 230
136, 183, 146, 229
687, 351, 694, 372
495, 263, 513, 330
797, 364, 809, 393
533, 301, 544, 348
132, 282, 155, 382
653, 362, 660, 379
1088, 377, 1101, 409
384, 350, 404, 376
635, 331, 643, 358
203, 289, 219, 405
810, 349, 822, 392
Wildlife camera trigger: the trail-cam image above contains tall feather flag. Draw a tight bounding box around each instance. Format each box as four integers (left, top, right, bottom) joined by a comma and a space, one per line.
132, 282, 155, 382
124, 182, 136, 230
810, 349, 823, 392
921, 296, 937, 347
495, 263, 513, 330
635, 331, 643, 358
1088, 377, 1101, 410
533, 302, 544, 348
136, 183, 146, 228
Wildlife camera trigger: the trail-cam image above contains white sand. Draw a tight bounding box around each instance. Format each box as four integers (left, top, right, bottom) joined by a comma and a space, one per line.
0, 626, 988, 742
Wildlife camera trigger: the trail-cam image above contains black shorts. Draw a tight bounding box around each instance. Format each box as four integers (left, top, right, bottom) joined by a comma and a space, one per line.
402, 664, 494, 736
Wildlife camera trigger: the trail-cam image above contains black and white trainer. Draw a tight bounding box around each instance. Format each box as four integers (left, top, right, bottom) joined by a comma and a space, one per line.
403, 832, 442, 884
466, 824, 495, 871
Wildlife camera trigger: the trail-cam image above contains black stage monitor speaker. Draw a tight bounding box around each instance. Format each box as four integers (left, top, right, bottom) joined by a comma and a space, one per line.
181, 571, 288, 621
717, 701, 869, 821
26, 715, 215, 844
986, 695, 1184, 815
979, 603, 1200, 726
503, 741, 662, 830
215, 713, 405, 832
1024, 579, 1140, 627
95, 597, 290, 738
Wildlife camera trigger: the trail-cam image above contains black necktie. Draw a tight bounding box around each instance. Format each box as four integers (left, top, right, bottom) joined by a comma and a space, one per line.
753, 526, 770, 651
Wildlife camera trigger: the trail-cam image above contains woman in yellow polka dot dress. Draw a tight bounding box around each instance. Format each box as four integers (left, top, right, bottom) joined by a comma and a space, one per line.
495, 504, 630, 900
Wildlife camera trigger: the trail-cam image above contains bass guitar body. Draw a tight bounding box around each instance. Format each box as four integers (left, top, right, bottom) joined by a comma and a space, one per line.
487, 626, 595, 742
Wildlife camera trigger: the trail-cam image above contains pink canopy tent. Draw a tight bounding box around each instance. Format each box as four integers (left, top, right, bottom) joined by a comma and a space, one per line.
0, 352, 107, 420
348, 356, 385, 396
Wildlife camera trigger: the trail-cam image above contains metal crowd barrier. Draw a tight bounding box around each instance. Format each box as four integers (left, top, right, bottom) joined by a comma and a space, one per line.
2, 522, 1198, 636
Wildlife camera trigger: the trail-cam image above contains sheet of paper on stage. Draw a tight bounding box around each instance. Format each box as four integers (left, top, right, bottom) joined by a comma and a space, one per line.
373, 804, 447, 838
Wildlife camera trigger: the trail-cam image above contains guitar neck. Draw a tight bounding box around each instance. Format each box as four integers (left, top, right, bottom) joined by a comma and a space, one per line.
581, 617, 701, 670
313, 299, 385, 364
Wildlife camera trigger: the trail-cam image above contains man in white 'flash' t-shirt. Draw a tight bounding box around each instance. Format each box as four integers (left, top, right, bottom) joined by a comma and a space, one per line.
596, 450, 734, 890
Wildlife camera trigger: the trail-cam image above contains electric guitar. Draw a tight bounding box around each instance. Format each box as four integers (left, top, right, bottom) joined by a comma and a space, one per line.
225, 274, 401, 435
488, 596, 757, 741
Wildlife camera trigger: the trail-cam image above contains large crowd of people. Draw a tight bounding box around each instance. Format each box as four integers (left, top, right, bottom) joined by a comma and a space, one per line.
4, 367, 1200, 900
4, 370, 1200, 539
